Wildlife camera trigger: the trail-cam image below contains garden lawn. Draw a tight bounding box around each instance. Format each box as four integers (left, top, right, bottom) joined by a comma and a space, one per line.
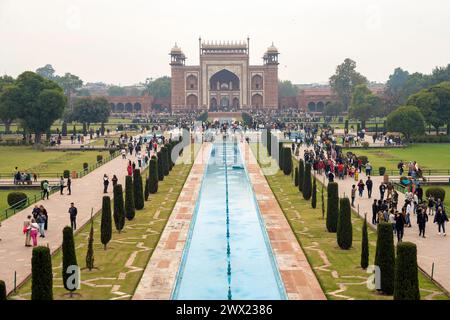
0, 146, 110, 176
250, 143, 449, 300
343, 144, 450, 173
9, 149, 194, 300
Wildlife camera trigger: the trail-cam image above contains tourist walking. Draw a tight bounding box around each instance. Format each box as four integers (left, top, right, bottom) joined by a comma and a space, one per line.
103, 174, 110, 193
357, 179, 365, 197
23, 215, 32, 247
379, 183, 386, 200
112, 174, 118, 187
40, 205, 48, 230
366, 177, 373, 198
434, 207, 448, 236
417, 207, 428, 238
127, 162, 133, 176
59, 176, 65, 195
42, 180, 50, 200
351, 185, 356, 207
36, 211, 46, 238
67, 176, 72, 195
365, 161, 372, 176
372, 199, 378, 225
30, 218, 39, 247
68, 202, 78, 230
395, 212, 406, 242
405, 200, 413, 228
427, 195, 435, 215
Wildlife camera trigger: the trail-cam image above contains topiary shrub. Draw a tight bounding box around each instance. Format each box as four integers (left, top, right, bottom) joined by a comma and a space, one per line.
162, 146, 170, 176
357, 156, 368, 165
326, 182, 339, 233
425, 187, 445, 202
294, 166, 299, 187
85, 216, 95, 271
31, 246, 53, 300
7, 192, 28, 208
149, 157, 159, 193
83, 162, 88, 171
63, 170, 70, 178
303, 163, 312, 200
144, 177, 150, 201
298, 159, 305, 193
113, 184, 125, 233
125, 175, 135, 220
100, 196, 112, 250
133, 169, 144, 210
375, 222, 395, 295
394, 242, 420, 300
62, 226, 78, 294
97, 155, 103, 163
337, 197, 352, 249
379, 167, 386, 176
278, 142, 284, 170
361, 214, 369, 269
282, 147, 292, 175
311, 176, 317, 209
157, 151, 164, 181
0, 280, 6, 300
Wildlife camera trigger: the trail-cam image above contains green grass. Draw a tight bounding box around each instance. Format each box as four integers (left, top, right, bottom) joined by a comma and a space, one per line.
0, 146, 110, 176
343, 144, 450, 172
251, 143, 449, 300
9, 154, 193, 300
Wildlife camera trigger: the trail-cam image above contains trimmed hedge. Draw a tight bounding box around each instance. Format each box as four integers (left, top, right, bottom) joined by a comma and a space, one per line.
282, 147, 292, 175
311, 176, 317, 209
62, 226, 78, 293
0, 280, 6, 300
410, 134, 450, 143
379, 167, 386, 176
375, 222, 395, 295
326, 182, 339, 232
337, 197, 352, 249
303, 163, 312, 200
83, 162, 88, 171
149, 157, 159, 193
133, 169, 144, 210
113, 184, 125, 233
394, 242, 420, 300
162, 146, 170, 176
100, 196, 112, 250
63, 170, 70, 178
298, 159, 305, 193
278, 142, 284, 170
425, 187, 445, 202
31, 246, 53, 300
125, 175, 135, 220
144, 177, 150, 201
361, 214, 369, 269
7, 191, 27, 208
294, 166, 299, 187
157, 151, 164, 181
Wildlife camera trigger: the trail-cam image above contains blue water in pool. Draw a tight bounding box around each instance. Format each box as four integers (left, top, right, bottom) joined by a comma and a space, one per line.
172, 138, 286, 300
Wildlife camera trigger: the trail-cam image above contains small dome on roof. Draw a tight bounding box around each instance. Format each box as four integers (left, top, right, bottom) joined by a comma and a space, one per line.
267, 42, 278, 53
170, 43, 183, 54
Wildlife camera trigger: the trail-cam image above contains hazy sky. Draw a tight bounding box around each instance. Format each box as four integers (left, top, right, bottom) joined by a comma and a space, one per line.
1, 0, 449, 85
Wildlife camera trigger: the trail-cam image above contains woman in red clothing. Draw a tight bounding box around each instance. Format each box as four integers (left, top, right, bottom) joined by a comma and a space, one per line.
127, 163, 133, 176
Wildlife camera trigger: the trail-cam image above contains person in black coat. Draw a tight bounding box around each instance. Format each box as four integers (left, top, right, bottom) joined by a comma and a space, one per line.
417, 207, 428, 238
395, 212, 406, 242
372, 199, 378, 225
434, 207, 448, 236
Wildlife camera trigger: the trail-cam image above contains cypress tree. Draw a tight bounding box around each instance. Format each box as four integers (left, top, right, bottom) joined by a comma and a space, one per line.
113, 184, 125, 233
86, 213, 95, 271
100, 196, 112, 250
62, 226, 78, 294
167, 142, 173, 171
82, 122, 87, 136
133, 169, 144, 210
298, 159, 305, 193
294, 166, 299, 187
337, 197, 352, 249
311, 176, 317, 208
321, 182, 325, 219
125, 175, 135, 220
326, 182, 339, 232
149, 157, 159, 193
0, 280, 7, 300
157, 151, 164, 181
278, 142, 284, 170
72, 125, 76, 136
282, 147, 292, 175
162, 146, 170, 176
31, 246, 53, 300
303, 162, 312, 200
267, 129, 272, 156
144, 177, 150, 201
375, 222, 395, 295
361, 214, 369, 269
394, 242, 420, 300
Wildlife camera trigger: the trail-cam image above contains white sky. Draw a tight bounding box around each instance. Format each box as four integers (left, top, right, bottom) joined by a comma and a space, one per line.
1, 0, 449, 85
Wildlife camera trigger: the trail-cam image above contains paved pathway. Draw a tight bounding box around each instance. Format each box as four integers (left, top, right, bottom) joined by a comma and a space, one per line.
0, 152, 140, 295
295, 144, 450, 294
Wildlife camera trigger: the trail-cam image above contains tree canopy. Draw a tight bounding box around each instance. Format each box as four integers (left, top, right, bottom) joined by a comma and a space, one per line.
348, 84, 382, 122
70, 96, 110, 127
278, 80, 298, 97
0, 75, 17, 132
386, 105, 425, 139
329, 58, 367, 109
323, 101, 345, 118
143, 76, 171, 99
107, 85, 126, 96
